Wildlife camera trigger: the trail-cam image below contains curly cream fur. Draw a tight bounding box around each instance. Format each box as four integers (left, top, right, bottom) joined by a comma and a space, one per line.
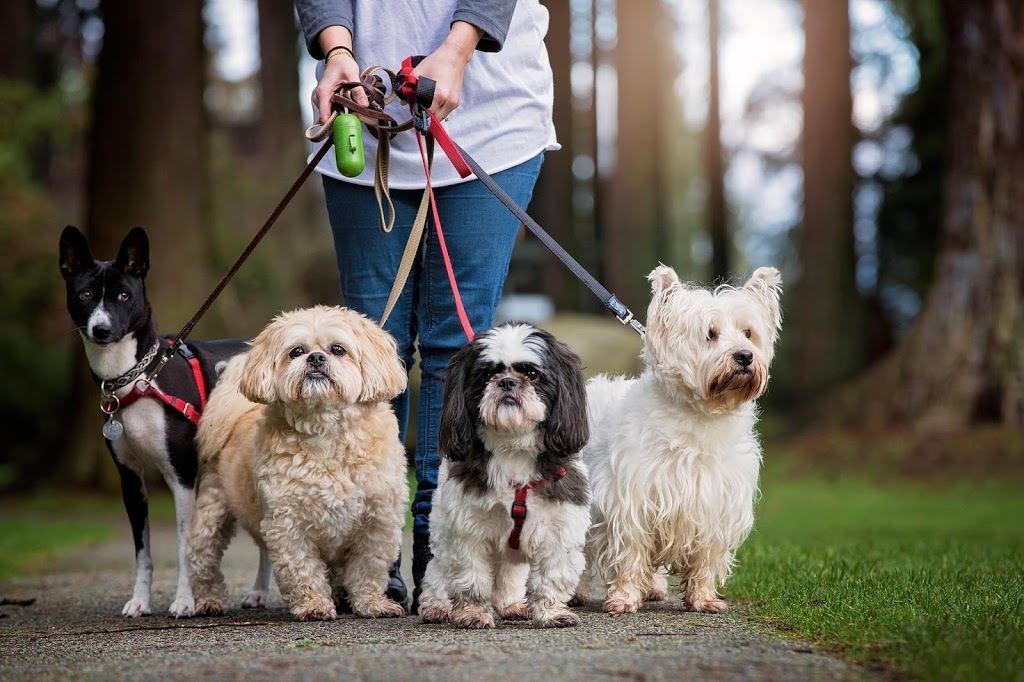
187, 306, 409, 621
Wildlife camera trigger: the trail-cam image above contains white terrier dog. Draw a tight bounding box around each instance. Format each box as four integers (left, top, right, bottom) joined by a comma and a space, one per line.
578, 265, 782, 615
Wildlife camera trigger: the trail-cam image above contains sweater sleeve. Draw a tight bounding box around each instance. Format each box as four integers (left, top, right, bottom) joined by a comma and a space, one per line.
453, 0, 517, 52
294, 0, 355, 60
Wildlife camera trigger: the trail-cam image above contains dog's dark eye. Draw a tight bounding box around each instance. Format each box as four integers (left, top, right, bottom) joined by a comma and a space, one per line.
743, 328, 752, 339
707, 327, 718, 342
117, 291, 130, 302
79, 290, 92, 301
289, 346, 305, 359
330, 344, 346, 356
524, 369, 539, 381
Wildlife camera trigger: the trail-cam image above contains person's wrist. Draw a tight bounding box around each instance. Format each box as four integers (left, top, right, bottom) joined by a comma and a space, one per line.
325, 45, 355, 63
443, 21, 483, 63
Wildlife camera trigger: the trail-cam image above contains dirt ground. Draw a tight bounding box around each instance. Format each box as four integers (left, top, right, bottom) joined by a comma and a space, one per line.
0, 520, 866, 681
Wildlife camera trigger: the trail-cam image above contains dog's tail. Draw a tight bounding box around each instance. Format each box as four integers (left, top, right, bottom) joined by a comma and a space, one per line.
196, 352, 258, 463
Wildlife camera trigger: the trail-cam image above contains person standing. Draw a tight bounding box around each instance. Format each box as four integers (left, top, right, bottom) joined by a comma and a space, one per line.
294, 0, 559, 612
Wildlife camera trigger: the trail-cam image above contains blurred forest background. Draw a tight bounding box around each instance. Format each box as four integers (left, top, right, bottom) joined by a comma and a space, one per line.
0, 0, 1021, 491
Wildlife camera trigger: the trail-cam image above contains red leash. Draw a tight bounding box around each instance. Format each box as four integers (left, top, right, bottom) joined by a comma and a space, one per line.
401, 56, 475, 342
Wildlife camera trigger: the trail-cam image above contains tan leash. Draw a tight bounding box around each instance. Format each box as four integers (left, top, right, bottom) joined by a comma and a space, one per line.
304, 66, 436, 328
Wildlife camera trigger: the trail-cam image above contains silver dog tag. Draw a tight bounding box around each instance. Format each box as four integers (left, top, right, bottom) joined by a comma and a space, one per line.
103, 417, 124, 441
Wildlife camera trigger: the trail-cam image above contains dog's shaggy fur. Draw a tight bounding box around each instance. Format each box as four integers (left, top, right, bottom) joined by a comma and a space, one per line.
417, 323, 591, 629
186, 305, 409, 621
578, 266, 782, 615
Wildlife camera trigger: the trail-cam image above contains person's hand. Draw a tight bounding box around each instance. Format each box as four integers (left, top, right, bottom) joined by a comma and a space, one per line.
412, 21, 484, 121
315, 51, 367, 123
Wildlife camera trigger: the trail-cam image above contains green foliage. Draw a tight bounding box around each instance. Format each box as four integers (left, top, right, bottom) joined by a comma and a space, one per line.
0, 81, 77, 491
0, 518, 112, 579
729, 465, 1024, 681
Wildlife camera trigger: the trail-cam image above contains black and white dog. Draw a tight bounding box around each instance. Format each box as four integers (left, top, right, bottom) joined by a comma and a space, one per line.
417, 323, 591, 629
59, 225, 264, 618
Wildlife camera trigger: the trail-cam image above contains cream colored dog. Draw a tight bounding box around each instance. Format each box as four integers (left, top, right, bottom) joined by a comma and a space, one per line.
186, 305, 409, 621
579, 266, 782, 615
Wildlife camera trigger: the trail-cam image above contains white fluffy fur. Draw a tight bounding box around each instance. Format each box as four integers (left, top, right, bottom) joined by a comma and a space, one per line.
418, 444, 591, 629
186, 305, 409, 621
579, 266, 782, 615
418, 324, 591, 629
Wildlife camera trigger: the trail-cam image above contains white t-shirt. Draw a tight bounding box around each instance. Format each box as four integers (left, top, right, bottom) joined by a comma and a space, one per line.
310, 0, 559, 189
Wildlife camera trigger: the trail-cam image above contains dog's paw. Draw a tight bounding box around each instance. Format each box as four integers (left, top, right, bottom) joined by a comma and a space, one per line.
194, 597, 228, 617
292, 600, 337, 622
121, 597, 151, 618
419, 604, 452, 624
452, 604, 496, 630
602, 595, 641, 616
241, 590, 268, 609
568, 591, 590, 607
496, 601, 531, 620
643, 586, 668, 602
168, 597, 196, 618
534, 607, 581, 628
688, 597, 728, 614
352, 597, 406, 619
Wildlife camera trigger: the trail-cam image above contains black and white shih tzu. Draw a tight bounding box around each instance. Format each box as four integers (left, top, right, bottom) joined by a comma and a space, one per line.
418, 323, 591, 629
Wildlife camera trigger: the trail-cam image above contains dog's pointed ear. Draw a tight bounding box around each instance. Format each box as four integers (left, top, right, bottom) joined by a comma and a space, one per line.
114, 227, 150, 279
239, 319, 281, 404
438, 341, 479, 462
59, 225, 94, 279
648, 264, 681, 296
355, 316, 408, 403
540, 333, 590, 457
744, 266, 782, 342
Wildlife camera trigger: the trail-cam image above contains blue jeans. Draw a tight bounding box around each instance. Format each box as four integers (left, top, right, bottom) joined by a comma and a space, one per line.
322, 153, 544, 535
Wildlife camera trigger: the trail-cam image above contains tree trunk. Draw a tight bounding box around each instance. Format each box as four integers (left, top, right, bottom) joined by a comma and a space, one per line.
535, 0, 575, 309
788, 0, 863, 401
0, 0, 33, 79
607, 0, 663, 311
256, 0, 303, 166
705, 0, 729, 283
831, 0, 1024, 431
64, 0, 208, 487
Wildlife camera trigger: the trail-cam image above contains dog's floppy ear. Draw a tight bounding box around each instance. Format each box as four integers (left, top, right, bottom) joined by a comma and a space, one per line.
114, 227, 150, 279
744, 266, 782, 344
438, 341, 479, 462
239, 319, 281, 404
59, 225, 94, 279
540, 333, 590, 457
354, 316, 408, 403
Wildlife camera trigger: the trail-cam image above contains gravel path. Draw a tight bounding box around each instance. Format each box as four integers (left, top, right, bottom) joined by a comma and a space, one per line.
0, 520, 865, 681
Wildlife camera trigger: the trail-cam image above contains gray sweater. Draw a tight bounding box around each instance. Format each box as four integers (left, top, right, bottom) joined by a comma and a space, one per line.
294, 0, 517, 59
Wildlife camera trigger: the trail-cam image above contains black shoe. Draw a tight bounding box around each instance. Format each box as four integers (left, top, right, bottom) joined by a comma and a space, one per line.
410, 532, 432, 614
386, 554, 410, 613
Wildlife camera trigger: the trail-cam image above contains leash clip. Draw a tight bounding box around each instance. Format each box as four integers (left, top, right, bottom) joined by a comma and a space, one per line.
412, 104, 431, 133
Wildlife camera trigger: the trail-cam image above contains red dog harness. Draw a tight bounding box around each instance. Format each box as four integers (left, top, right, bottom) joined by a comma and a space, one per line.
508, 466, 567, 550
101, 342, 208, 426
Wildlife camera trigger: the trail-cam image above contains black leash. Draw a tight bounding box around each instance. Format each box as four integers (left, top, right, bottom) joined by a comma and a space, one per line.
393, 57, 646, 337
453, 141, 646, 336
144, 139, 336, 384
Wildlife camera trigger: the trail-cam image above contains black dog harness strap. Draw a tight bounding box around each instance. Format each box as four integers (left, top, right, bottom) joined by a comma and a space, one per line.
508, 466, 567, 551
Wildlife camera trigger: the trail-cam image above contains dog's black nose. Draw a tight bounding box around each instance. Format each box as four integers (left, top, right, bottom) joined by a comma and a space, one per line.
733, 349, 754, 367
92, 325, 111, 341
498, 376, 518, 392
307, 352, 327, 367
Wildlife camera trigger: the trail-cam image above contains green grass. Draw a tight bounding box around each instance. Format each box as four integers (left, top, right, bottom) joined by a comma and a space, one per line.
728, 468, 1024, 681
0, 491, 179, 580
0, 518, 113, 579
